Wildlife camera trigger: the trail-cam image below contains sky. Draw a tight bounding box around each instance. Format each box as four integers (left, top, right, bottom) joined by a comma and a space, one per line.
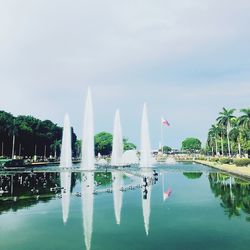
0, 0, 250, 149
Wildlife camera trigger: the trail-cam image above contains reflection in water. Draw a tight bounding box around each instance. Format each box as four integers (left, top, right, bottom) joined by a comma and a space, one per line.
82, 172, 94, 250
0, 173, 61, 214
209, 173, 250, 220
162, 173, 172, 201
112, 171, 124, 225
141, 169, 153, 236
60, 171, 72, 224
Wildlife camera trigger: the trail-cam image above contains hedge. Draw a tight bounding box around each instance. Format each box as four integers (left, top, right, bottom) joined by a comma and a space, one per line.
233, 158, 250, 167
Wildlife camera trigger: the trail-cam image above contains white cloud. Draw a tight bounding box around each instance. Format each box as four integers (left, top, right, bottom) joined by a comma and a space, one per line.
0, 0, 250, 148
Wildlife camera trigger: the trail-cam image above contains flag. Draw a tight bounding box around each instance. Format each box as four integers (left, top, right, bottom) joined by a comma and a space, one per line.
163, 188, 172, 201
161, 118, 170, 126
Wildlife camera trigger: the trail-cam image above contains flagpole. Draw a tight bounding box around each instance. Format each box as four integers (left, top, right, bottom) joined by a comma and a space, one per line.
162, 173, 164, 201
161, 117, 163, 153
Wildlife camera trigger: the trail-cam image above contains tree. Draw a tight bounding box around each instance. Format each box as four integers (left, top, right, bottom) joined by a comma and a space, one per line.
94, 132, 113, 156
162, 145, 172, 154
0, 110, 77, 158
94, 132, 137, 156
123, 138, 136, 150
208, 125, 220, 155
181, 137, 201, 152
216, 107, 236, 156
183, 172, 203, 179
75, 140, 82, 158
239, 108, 250, 130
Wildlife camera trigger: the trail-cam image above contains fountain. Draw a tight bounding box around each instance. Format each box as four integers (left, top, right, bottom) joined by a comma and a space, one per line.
112, 171, 124, 224
140, 103, 152, 167
60, 171, 72, 224
122, 150, 139, 165
82, 172, 94, 250
81, 88, 95, 170
60, 113, 72, 168
141, 170, 153, 236
111, 110, 123, 166
97, 158, 108, 166
165, 157, 176, 164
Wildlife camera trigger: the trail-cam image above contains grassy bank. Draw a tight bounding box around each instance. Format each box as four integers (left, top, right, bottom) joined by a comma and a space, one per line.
195, 159, 250, 179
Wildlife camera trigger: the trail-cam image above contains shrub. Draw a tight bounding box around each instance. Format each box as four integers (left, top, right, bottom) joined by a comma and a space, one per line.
233, 158, 250, 167
219, 157, 232, 164
196, 156, 206, 161
209, 157, 219, 162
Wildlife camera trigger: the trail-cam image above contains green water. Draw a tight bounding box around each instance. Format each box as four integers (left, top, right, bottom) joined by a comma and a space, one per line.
0, 162, 250, 250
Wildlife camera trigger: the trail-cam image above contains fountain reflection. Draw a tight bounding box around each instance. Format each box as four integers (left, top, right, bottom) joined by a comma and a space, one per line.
60, 171, 72, 224
81, 172, 94, 250
112, 171, 124, 224
141, 169, 153, 236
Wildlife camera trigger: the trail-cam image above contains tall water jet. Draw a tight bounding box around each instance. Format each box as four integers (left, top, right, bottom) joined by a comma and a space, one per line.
111, 110, 123, 166
82, 88, 95, 170
82, 172, 94, 250
60, 171, 72, 224
60, 113, 72, 168
140, 103, 152, 167
112, 171, 123, 224
141, 170, 153, 235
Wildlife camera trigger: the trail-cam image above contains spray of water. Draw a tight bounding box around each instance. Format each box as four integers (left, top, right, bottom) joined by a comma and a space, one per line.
111, 110, 123, 166
81, 88, 95, 170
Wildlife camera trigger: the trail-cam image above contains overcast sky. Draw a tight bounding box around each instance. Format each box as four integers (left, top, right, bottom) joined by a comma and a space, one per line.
0, 0, 250, 149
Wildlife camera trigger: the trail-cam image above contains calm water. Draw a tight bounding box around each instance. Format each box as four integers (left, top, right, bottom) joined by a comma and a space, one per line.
0, 162, 250, 250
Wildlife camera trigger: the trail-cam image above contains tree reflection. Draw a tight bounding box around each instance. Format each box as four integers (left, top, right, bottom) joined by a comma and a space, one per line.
209, 173, 250, 221
0, 172, 76, 214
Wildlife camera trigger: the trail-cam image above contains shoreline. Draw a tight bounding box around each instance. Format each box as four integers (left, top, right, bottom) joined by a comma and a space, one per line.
195, 160, 250, 180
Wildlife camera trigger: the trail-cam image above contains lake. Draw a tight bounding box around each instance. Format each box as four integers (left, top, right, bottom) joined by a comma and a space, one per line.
0, 162, 250, 250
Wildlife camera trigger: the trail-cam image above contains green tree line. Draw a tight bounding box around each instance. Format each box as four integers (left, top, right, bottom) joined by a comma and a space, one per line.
0, 110, 77, 158
206, 108, 250, 157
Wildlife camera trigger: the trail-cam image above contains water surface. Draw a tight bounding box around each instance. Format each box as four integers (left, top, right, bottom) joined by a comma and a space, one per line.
0, 162, 250, 250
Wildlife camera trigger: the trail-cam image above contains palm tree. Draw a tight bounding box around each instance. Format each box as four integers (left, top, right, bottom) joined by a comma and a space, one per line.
216, 108, 236, 157
230, 129, 240, 155
50, 139, 61, 158
218, 125, 226, 156
239, 108, 250, 130
209, 125, 220, 156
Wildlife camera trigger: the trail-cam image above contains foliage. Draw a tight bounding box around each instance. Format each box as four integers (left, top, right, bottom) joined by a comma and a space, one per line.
216, 107, 236, 127
233, 158, 250, 167
219, 157, 232, 164
0, 110, 77, 157
94, 132, 113, 156
162, 145, 172, 153
123, 138, 136, 150
183, 172, 203, 179
206, 108, 250, 156
182, 137, 201, 152
94, 172, 112, 186
94, 131, 136, 156
196, 156, 206, 160
209, 173, 250, 219
209, 157, 219, 162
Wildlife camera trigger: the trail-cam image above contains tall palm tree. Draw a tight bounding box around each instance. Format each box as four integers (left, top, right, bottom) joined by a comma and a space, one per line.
239, 108, 250, 130
209, 125, 220, 155
207, 132, 215, 156
216, 108, 236, 157
229, 122, 242, 156
218, 125, 226, 156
